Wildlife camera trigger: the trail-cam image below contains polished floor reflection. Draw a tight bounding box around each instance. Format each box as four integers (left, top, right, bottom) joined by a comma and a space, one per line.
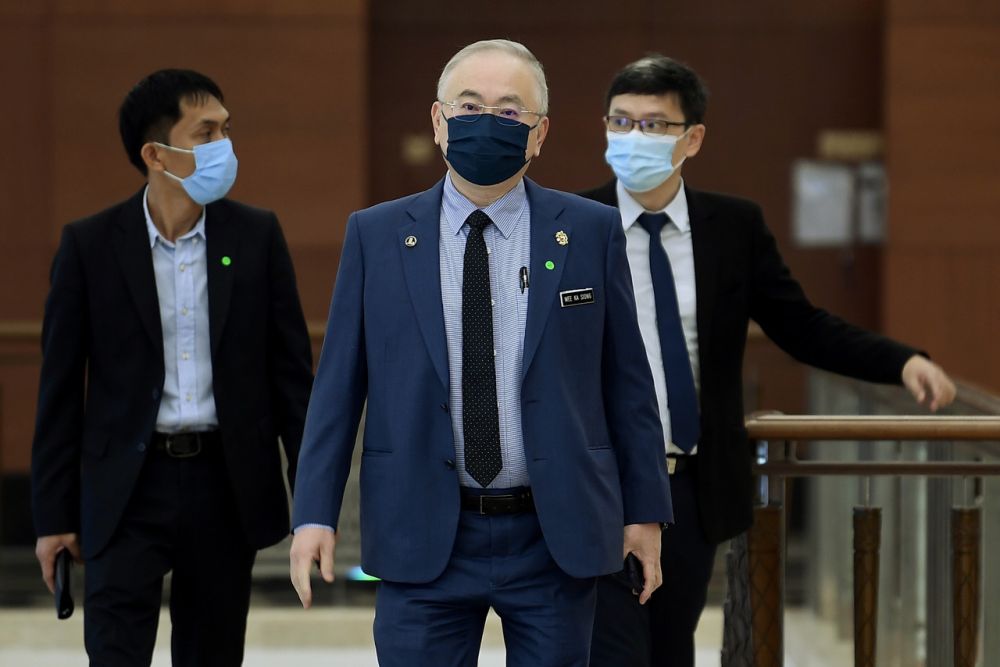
0, 605, 850, 666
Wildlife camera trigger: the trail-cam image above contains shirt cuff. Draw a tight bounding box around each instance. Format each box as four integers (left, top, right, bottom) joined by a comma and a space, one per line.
294, 523, 335, 534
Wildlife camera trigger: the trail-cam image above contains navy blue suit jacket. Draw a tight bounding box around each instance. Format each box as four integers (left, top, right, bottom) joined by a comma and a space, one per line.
293, 177, 672, 583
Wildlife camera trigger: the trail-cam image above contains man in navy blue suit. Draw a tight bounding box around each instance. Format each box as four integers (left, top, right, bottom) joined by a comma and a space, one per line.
290, 40, 673, 666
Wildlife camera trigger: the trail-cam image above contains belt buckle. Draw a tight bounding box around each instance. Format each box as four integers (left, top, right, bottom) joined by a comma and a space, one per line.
478, 495, 487, 516
667, 457, 677, 475
165, 434, 201, 459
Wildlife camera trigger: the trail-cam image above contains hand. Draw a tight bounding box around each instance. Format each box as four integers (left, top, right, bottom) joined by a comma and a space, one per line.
902, 355, 956, 412
289, 527, 337, 609
623, 523, 663, 605
35, 533, 81, 594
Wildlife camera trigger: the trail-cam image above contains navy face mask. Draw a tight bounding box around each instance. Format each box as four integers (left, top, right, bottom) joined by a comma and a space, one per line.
444, 115, 533, 186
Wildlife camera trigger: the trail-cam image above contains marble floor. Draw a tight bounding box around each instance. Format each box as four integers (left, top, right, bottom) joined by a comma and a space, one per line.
0, 604, 851, 666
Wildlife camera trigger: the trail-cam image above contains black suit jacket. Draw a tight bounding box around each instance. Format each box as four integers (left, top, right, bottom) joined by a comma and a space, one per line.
31, 188, 314, 559
579, 180, 919, 543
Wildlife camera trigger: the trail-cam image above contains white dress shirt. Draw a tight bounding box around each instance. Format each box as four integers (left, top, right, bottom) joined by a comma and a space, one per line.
616, 179, 700, 455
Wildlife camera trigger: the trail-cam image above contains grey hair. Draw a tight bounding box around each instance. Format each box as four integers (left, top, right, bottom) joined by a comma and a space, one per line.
436, 39, 549, 115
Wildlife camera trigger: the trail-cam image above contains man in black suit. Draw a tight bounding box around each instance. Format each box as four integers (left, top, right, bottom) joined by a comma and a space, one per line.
580, 55, 956, 667
31, 69, 313, 666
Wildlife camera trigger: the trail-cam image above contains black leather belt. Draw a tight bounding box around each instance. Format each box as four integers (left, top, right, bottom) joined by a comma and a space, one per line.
152, 431, 220, 458
667, 455, 694, 475
460, 488, 535, 515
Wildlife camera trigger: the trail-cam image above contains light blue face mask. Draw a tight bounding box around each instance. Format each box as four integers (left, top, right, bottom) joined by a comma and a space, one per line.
604, 129, 689, 193
156, 137, 238, 205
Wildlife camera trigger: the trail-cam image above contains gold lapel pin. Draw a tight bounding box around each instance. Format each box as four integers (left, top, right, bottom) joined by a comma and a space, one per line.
555, 230, 569, 246
404, 235, 418, 248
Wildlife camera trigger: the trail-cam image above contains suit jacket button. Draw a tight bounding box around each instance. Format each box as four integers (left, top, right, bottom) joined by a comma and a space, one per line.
152, 388, 160, 401
440, 403, 449, 413
445, 459, 455, 469
137, 442, 146, 452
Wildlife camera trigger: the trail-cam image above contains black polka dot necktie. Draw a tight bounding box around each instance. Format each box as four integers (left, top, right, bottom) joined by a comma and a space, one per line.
462, 209, 502, 487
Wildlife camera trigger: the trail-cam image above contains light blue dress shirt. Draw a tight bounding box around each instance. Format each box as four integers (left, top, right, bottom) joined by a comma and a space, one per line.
143, 188, 218, 433
295, 176, 533, 533
440, 174, 531, 489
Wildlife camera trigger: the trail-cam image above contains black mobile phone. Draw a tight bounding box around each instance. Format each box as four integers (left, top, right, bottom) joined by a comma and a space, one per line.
624, 552, 644, 594
54, 549, 74, 620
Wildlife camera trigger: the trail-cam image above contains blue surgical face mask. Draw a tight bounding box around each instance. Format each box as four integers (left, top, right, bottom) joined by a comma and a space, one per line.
444, 115, 533, 186
156, 137, 238, 205
604, 129, 689, 193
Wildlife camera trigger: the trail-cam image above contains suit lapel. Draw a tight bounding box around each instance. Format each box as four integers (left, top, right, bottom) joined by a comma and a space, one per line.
401, 181, 449, 390
206, 201, 237, 357
113, 189, 163, 352
521, 179, 570, 381
687, 186, 720, 366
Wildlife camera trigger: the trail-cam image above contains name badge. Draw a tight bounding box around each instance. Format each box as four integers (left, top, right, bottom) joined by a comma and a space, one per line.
559, 288, 595, 308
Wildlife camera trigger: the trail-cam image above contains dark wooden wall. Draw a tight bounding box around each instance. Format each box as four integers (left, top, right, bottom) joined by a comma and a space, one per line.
883, 0, 1000, 392
367, 0, 888, 414
0, 0, 368, 480
1, 0, 996, 515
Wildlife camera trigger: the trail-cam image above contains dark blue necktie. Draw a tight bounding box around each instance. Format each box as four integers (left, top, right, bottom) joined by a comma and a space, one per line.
637, 212, 700, 452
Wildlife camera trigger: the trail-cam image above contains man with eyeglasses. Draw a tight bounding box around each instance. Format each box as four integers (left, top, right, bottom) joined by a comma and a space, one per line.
289, 39, 672, 667
579, 55, 956, 667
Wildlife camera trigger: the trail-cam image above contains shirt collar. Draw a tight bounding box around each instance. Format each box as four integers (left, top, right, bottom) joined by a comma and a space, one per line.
616, 178, 690, 234
143, 186, 206, 249
442, 172, 527, 239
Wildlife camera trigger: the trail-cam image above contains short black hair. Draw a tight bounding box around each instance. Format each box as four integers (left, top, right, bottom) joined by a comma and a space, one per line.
605, 55, 708, 125
118, 69, 224, 175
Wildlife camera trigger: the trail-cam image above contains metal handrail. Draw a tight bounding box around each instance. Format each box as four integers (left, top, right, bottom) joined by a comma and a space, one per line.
726, 414, 1000, 667
745, 414, 1000, 442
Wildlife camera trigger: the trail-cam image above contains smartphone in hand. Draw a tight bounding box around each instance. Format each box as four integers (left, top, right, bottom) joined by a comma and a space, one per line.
54, 549, 74, 620
624, 552, 644, 595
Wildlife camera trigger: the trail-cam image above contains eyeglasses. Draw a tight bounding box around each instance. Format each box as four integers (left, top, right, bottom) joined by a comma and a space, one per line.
440, 100, 543, 128
604, 115, 689, 136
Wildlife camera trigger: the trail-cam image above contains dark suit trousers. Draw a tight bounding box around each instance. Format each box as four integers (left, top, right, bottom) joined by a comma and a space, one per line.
83, 443, 256, 667
373, 489, 598, 667
590, 461, 717, 667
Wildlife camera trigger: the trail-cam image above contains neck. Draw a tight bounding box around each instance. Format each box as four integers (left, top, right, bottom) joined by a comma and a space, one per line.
448, 166, 525, 207
147, 177, 203, 242
629, 171, 683, 212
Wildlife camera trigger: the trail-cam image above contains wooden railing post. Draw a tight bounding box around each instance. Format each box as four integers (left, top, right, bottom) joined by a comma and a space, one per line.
952, 507, 981, 667
748, 504, 783, 667
853, 507, 881, 667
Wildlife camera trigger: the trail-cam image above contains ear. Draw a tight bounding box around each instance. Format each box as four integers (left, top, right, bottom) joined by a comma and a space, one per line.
532, 116, 550, 157
430, 101, 444, 146
140, 142, 166, 174
683, 124, 706, 159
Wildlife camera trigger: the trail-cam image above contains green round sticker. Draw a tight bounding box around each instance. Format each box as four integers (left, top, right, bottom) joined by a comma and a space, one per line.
545, 260, 555, 270
221, 256, 232, 266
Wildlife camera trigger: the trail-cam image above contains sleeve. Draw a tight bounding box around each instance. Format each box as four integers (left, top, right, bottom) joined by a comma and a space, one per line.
291, 212, 368, 531
265, 214, 315, 492
599, 208, 673, 525
748, 204, 920, 383
31, 225, 89, 537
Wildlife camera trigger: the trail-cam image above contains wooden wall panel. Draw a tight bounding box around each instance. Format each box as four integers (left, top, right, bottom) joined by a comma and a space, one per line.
0, 2, 367, 475
0, 14, 52, 321
884, 4, 1000, 391
368, 0, 888, 424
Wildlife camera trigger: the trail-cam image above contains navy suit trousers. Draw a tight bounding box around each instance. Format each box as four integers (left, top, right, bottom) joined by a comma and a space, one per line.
373, 489, 598, 667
